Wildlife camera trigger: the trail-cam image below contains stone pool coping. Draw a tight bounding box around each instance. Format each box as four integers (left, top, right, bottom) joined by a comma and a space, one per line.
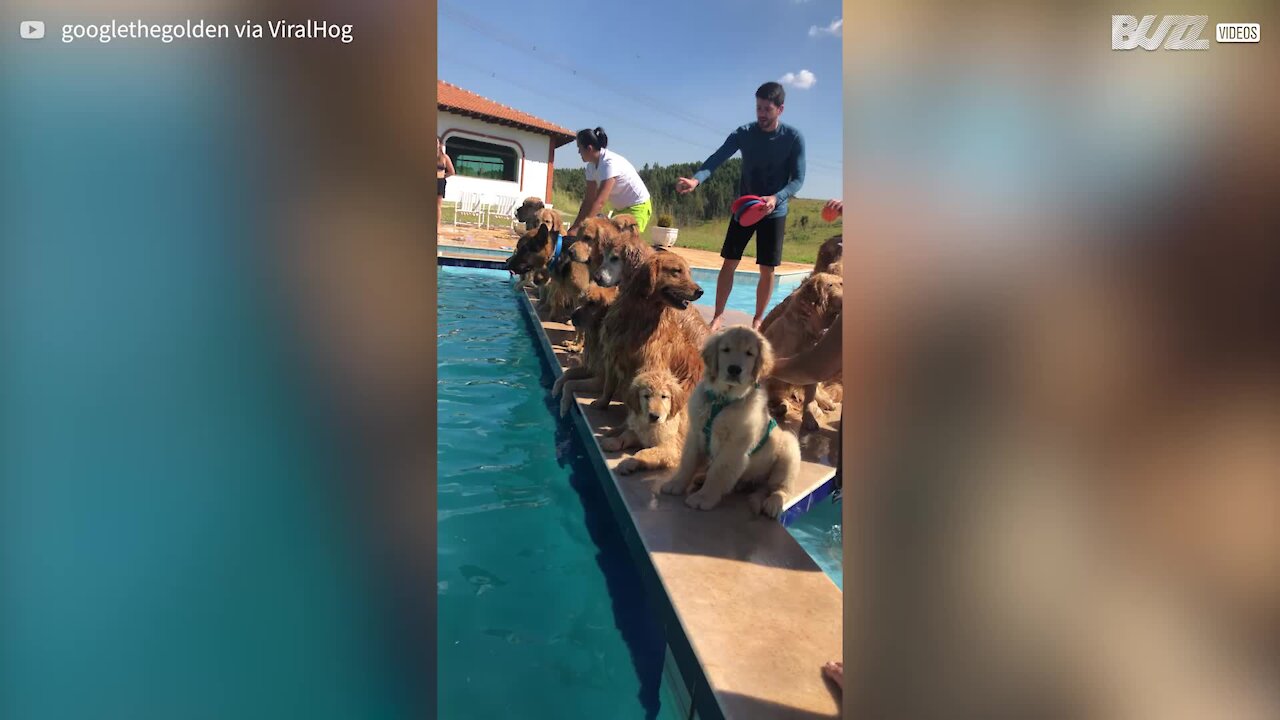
508, 282, 842, 720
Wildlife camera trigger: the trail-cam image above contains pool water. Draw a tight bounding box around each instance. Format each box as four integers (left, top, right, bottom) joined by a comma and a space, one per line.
437, 266, 684, 720
785, 500, 844, 589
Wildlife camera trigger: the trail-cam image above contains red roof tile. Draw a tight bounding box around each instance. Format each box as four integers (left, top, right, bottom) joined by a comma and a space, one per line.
438, 81, 576, 147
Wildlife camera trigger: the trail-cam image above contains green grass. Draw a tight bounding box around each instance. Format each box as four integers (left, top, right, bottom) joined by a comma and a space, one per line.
550, 191, 839, 266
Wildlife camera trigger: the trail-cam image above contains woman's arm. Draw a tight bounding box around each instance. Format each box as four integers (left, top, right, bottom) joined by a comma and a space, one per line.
443, 154, 455, 178
570, 178, 615, 235
569, 181, 599, 234
769, 311, 843, 385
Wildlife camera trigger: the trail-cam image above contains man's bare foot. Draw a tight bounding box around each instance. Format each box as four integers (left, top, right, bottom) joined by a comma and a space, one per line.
822, 661, 843, 691
751, 316, 763, 330
708, 314, 724, 333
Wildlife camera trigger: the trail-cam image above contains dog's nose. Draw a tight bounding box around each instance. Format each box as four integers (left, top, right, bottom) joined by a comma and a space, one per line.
692, 285, 704, 300
727, 364, 742, 377
648, 413, 660, 423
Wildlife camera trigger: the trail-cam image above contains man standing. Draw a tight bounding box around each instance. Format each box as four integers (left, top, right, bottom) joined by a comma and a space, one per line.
676, 81, 806, 330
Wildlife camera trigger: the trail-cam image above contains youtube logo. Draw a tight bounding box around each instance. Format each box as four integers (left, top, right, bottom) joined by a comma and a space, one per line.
21, 20, 45, 39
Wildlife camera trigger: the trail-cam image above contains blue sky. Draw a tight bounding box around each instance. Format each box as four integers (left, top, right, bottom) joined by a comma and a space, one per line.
438, 0, 843, 201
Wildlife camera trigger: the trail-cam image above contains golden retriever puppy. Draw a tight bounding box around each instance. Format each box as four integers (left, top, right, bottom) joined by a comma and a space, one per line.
595, 252, 708, 408
552, 284, 618, 417
542, 239, 592, 322
763, 272, 843, 429
599, 369, 690, 475
662, 327, 801, 517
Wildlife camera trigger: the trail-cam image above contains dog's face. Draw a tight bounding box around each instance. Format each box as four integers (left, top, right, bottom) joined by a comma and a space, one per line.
515, 197, 545, 227
591, 230, 650, 284
506, 224, 552, 275
701, 326, 774, 393
576, 217, 617, 250
624, 253, 703, 309
626, 370, 686, 426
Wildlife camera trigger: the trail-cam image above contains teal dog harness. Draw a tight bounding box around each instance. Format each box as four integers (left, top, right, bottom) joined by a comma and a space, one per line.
702, 384, 777, 455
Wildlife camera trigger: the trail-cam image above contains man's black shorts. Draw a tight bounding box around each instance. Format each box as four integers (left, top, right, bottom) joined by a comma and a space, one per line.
721, 215, 785, 267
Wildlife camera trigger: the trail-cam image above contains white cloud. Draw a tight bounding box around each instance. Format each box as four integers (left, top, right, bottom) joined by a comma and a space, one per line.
808, 17, 843, 37
780, 70, 817, 89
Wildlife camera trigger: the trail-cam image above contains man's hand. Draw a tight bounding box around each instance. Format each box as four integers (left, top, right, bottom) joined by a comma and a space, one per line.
676, 177, 700, 194
760, 195, 778, 213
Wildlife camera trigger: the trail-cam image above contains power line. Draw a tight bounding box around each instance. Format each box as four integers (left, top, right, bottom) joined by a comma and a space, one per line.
438, 1, 842, 174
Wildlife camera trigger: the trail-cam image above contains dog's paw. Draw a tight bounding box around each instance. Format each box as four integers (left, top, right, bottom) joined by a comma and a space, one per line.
747, 492, 764, 515
616, 458, 640, 475
762, 493, 786, 518
599, 437, 622, 452
590, 397, 612, 409
801, 410, 821, 432
660, 478, 688, 495
559, 397, 573, 418
685, 489, 722, 511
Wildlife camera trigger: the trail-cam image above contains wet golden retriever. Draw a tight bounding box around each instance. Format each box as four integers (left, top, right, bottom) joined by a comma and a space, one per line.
552, 284, 618, 416
662, 327, 801, 517
541, 239, 592, 322
598, 369, 689, 475
591, 220, 655, 288
505, 224, 560, 293
595, 252, 709, 408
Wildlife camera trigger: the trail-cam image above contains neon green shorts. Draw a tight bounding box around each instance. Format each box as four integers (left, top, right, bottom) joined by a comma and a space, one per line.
612, 198, 653, 233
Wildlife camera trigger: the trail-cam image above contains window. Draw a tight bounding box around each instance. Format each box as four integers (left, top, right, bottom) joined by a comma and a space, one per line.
445, 136, 520, 183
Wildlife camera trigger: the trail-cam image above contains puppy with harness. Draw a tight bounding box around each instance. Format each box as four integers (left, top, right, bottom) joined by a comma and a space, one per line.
663, 326, 800, 517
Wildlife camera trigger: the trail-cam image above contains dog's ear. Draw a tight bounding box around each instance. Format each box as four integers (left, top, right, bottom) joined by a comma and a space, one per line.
624, 381, 642, 418
535, 223, 550, 249
668, 377, 688, 417
701, 332, 721, 381
626, 256, 657, 297
752, 331, 775, 383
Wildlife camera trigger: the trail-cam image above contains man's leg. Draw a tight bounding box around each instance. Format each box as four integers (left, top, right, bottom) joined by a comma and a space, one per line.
710, 259, 740, 332
752, 216, 785, 329
753, 265, 775, 330
712, 219, 753, 332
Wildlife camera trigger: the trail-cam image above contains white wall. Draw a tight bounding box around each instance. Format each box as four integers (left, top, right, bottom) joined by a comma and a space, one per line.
439, 111, 557, 204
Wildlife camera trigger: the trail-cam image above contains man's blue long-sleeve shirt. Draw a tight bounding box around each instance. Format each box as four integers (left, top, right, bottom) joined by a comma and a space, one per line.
692, 122, 806, 218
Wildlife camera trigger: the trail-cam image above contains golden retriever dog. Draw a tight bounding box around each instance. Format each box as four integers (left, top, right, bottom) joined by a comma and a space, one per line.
759, 233, 843, 334
662, 327, 801, 517
591, 221, 655, 288
610, 213, 640, 239
514, 196, 563, 234
505, 223, 560, 293
763, 272, 844, 429
551, 284, 618, 417
541, 239, 592, 322
595, 252, 708, 408
598, 369, 689, 475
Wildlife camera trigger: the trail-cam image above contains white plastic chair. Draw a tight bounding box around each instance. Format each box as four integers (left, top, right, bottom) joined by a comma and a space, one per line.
453, 192, 487, 227
484, 195, 521, 231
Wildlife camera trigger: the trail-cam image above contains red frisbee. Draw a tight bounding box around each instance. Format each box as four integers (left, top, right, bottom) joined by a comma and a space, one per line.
730, 194, 763, 215
736, 199, 771, 227
821, 205, 840, 222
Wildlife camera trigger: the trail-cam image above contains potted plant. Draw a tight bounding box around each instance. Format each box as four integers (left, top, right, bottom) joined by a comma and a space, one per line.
650, 213, 679, 247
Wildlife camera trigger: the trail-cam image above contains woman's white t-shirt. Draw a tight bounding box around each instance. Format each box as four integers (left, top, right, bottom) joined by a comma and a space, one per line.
585, 149, 650, 208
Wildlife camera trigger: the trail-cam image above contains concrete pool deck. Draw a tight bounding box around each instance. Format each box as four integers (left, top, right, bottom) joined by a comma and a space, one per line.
515, 286, 843, 720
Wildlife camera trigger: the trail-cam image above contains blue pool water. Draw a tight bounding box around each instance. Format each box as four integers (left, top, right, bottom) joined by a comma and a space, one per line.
437, 266, 684, 720
785, 500, 844, 589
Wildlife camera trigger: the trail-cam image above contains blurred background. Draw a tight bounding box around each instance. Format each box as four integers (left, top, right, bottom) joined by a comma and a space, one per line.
842, 1, 1278, 718
3, 0, 438, 718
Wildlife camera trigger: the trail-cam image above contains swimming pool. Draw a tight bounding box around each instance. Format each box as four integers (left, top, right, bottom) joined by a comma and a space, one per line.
439, 245, 806, 320
785, 499, 843, 589
437, 266, 685, 719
